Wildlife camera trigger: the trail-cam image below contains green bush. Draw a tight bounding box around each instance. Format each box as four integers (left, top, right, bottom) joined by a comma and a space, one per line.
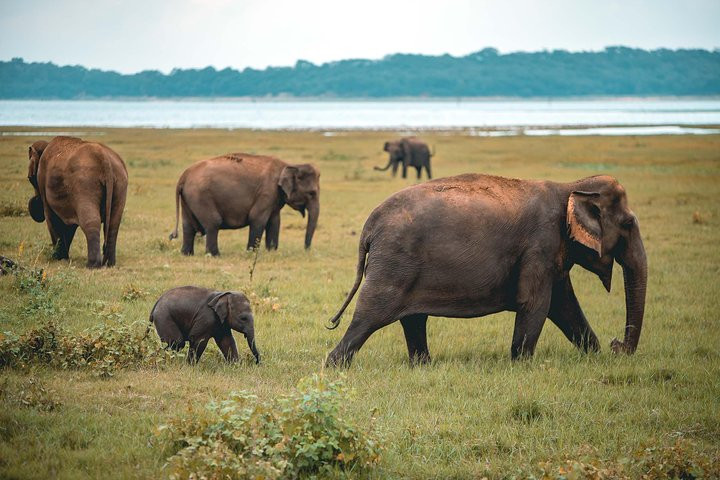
528, 440, 720, 479
0, 320, 177, 377
159, 374, 383, 479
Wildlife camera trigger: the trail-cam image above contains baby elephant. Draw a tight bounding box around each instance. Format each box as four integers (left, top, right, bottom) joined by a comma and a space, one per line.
149, 286, 260, 364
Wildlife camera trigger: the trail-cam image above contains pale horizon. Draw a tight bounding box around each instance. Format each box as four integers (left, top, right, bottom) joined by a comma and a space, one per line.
1, 0, 719, 74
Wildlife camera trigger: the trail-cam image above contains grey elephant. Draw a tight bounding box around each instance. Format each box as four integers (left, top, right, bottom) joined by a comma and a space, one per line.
149, 286, 260, 364
26, 137, 128, 268
374, 137, 433, 179
169, 153, 320, 255
326, 174, 647, 367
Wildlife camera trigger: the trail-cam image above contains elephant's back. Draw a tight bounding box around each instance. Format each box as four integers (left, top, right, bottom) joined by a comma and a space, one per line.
154, 286, 214, 317
181, 154, 282, 190
363, 173, 549, 246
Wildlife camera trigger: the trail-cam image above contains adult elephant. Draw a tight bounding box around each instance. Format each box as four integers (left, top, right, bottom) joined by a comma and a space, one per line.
169, 153, 320, 255
326, 174, 647, 367
26, 137, 128, 268
374, 137, 433, 179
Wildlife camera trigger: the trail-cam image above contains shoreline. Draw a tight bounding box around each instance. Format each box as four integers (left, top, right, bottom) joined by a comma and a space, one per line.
2, 96, 720, 103
2, 124, 720, 137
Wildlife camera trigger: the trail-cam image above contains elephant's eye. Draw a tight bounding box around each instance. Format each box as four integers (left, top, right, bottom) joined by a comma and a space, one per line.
308, 190, 317, 198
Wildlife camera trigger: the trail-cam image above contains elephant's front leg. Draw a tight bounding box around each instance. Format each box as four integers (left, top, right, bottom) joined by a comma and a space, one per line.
246, 218, 267, 251
511, 268, 553, 359
215, 333, 239, 362
548, 276, 600, 352
400, 314, 430, 365
265, 211, 280, 250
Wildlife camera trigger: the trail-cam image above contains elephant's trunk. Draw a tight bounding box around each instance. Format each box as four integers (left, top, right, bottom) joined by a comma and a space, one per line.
304, 200, 319, 249
374, 158, 392, 171
245, 327, 260, 364
612, 222, 647, 354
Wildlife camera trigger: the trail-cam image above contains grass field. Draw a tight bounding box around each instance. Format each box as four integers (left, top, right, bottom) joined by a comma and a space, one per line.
1, 127, 719, 479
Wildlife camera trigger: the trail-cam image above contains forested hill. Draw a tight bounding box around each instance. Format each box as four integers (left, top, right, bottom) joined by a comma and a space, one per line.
2, 47, 719, 99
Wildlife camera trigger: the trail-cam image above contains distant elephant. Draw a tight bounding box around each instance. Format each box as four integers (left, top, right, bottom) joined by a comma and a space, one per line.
374, 137, 433, 179
26, 137, 128, 268
169, 153, 320, 255
149, 286, 260, 364
326, 174, 647, 367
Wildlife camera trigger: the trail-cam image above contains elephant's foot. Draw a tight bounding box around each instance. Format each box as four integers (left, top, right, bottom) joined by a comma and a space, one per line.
325, 349, 353, 368
409, 352, 431, 367
610, 338, 634, 354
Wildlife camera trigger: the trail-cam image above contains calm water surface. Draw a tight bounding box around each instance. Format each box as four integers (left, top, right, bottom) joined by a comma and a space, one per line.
1, 99, 719, 133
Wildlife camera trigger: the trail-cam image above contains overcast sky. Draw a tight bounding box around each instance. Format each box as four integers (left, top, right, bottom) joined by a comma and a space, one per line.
1, 0, 718, 73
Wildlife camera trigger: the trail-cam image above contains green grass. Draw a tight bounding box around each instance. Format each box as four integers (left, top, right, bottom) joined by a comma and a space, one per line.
1, 127, 719, 478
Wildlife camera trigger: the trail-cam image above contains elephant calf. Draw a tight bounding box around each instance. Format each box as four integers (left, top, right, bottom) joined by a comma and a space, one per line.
169, 153, 320, 255
149, 286, 260, 364
374, 137, 433, 179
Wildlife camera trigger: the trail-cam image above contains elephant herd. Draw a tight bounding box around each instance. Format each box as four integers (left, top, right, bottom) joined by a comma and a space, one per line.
23, 135, 647, 366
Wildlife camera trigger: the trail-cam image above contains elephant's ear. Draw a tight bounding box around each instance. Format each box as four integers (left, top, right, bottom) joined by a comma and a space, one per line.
208, 292, 232, 323
383, 141, 390, 152
278, 166, 298, 198
567, 191, 603, 256
28, 196, 45, 223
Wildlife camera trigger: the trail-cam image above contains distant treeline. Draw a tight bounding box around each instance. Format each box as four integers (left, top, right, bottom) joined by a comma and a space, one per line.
2, 47, 719, 99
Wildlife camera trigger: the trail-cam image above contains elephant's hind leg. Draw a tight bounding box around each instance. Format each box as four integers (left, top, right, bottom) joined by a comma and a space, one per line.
181, 220, 197, 255
511, 263, 553, 359
79, 216, 102, 268
326, 287, 402, 367
155, 320, 185, 351
204, 226, 221, 256
102, 187, 126, 266
47, 210, 75, 260
548, 277, 600, 352
400, 313, 430, 365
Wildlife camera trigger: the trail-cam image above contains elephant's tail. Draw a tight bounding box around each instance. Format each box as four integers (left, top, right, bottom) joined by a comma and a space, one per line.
326, 240, 367, 330
169, 182, 182, 240
102, 176, 114, 262
142, 298, 161, 341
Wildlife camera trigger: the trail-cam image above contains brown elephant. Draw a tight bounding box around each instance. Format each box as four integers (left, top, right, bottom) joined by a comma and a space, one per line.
26, 136, 128, 268
326, 174, 647, 367
149, 286, 260, 364
169, 153, 320, 255
374, 137, 433, 179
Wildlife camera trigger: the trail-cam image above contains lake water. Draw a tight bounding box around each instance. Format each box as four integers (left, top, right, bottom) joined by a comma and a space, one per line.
1, 99, 720, 135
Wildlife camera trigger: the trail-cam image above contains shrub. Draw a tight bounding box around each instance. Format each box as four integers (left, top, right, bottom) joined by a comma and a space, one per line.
0, 376, 61, 411
159, 374, 383, 479
635, 439, 720, 479
0, 320, 178, 377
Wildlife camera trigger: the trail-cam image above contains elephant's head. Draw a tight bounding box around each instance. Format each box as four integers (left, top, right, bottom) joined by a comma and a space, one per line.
567, 176, 647, 354
384, 139, 409, 163
208, 291, 260, 363
27, 140, 48, 222
279, 164, 320, 249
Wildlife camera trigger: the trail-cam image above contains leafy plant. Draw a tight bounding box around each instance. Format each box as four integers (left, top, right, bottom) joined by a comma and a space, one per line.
121, 283, 148, 302
159, 374, 383, 479
0, 320, 178, 377
0, 376, 61, 411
